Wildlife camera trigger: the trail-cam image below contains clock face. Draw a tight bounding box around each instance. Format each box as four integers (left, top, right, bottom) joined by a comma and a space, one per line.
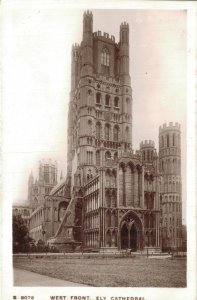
104, 111, 111, 121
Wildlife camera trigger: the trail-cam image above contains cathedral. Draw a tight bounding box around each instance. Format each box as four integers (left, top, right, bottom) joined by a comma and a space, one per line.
26, 11, 182, 252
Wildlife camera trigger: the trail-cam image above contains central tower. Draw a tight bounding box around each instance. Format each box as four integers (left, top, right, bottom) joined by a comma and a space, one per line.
67, 11, 133, 191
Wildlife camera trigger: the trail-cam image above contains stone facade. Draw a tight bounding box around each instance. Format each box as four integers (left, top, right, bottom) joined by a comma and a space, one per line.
49, 11, 183, 251
14, 11, 183, 252
159, 123, 182, 248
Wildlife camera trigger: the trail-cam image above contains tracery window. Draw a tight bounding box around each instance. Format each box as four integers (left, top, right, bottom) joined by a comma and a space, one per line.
88, 119, 92, 135
96, 122, 101, 139
105, 94, 110, 106
96, 92, 101, 104
96, 150, 101, 166
105, 151, 111, 160
113, 125, 119, 142
101, 48, 110, 66
114, 97, 119, 107
105, 124, 110, 140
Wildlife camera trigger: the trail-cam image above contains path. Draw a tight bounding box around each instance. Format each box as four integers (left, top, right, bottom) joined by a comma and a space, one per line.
14, 268, 89, 287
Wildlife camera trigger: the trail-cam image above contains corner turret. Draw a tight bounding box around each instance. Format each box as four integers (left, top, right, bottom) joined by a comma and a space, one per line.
81, 10, 93, 77
119, 22, 130, 85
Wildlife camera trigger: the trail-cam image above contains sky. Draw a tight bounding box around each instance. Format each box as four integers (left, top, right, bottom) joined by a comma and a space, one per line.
3, 7, 187, 221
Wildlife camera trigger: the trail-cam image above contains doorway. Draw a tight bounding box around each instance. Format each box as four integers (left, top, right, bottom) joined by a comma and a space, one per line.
130, 224, 137, 251
121, 223, 128, 249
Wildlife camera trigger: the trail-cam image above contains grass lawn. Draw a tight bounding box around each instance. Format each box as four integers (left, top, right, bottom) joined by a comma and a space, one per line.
13, 256, 186, 287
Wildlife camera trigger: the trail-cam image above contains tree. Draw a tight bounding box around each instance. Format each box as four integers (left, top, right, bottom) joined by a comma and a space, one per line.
13, 214, 30, 253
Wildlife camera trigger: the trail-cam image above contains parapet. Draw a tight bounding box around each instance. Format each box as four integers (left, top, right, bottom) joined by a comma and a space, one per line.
93, 31, 115, 42
120, 21, 129, 29
140, 140, 155, 149
83, 10, 93, 17
159, 122, 181, 133
72, 43, 80, 50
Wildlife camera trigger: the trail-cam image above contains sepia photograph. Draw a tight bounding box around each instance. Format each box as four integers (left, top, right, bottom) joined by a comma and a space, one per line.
1, 1, 196, 300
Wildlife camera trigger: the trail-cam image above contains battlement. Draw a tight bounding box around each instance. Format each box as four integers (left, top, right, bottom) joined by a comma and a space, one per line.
120, 21, 129, 28
93, 31, 115, 42
83, 10, 93, 17
140, 140, 155, 148
159, 122, 181, 132
72, 43, 80, 50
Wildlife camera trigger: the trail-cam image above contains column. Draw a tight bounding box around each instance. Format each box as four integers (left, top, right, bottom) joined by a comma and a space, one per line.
141, 166, 145, 208
133, 168, 138, 207
123, 168, 126, 206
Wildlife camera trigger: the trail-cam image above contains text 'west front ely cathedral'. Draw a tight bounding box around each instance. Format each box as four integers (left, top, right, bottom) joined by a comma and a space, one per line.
14, 11, 183, 252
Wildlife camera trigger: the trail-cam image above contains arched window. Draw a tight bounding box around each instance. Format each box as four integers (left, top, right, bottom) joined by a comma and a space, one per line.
105, 124, 110, 140
105, 94, 110, 106
173, 133, 176, 146
162, 136, 164, 147
113, 125, 119, 142
114, 152, 118, 161
58, 202, 68, 222
105, 151, 111, 160
125, 126, 129, 140
88, 119, 92, 135
96, 150, 100, 166
167, 134, 169, 147
96, 92, 101, 104
114, 97, 119, 107
96, 122, 101, 139
101, 48, 110, 66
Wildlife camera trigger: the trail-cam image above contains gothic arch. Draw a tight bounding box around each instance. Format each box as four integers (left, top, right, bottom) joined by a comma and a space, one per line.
114, 97, 119, 108
101, 47, 110, 66
96, 150, 101, 166
119, 210, 143, 250
96, 122, 102, 139
114, 152, 118, 162
105, 123, 111, 140
96, 92, 101, 104
105, 151, 111, 159
113, 125, 119, 142
105, 94, 110, 106
120, 210, 143, 232
106, 210, 111, 227
111, 190, 116, 208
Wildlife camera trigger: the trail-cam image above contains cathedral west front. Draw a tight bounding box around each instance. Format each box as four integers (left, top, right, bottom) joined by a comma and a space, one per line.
24, 11, 183, 252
